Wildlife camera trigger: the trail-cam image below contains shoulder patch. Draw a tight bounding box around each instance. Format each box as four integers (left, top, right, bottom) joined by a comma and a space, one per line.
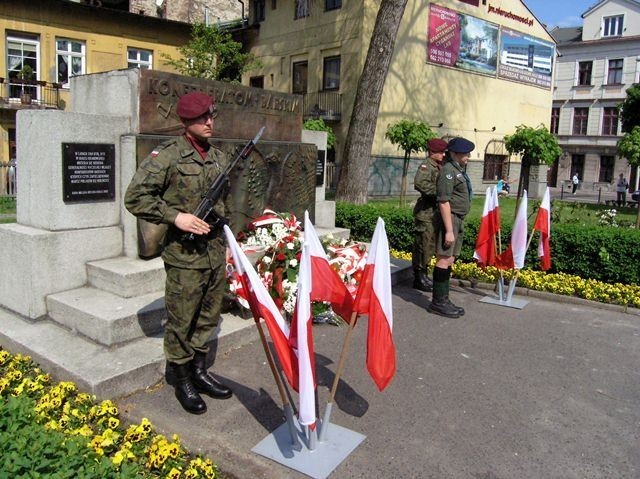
446, 173, 453, 180
419, 164, 428, 170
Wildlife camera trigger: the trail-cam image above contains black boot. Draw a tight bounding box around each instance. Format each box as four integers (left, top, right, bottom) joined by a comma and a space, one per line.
445, 296, 465, 316
172, 363, 207, 415
191, 352, 232, 399
428, 267, 460, 318
413, 269, 433, 292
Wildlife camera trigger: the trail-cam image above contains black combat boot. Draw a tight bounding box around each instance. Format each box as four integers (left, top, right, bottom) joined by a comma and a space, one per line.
445, 296, 465, 316
172, 363, 207, 414
427, 267, 460, 318
413, 269, 433, 292
191, 352, 233, 399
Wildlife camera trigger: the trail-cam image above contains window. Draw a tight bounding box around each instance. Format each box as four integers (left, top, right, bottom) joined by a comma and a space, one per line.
250, 76, 264, 88
607, 59, 623, 84
550, 107, 560, 134
326, 0, 341, 10
571, 154, 585, 180
127, 48, 153, 69
602, 15, 623, 37
7, 34, 39, 99
56, 38, 85, 87
602, 107, 619, 135
483, 154, 508, 181
577, 61, 592, 86
292, 61, 308, 94
253, 0, 265, 22
599, 156, 615, 182
322, 56, 340, 91
295, 0, 310, 19
573, 108, 589, 135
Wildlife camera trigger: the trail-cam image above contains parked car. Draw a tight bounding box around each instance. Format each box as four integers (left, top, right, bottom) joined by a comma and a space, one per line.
632, 189, 640, 202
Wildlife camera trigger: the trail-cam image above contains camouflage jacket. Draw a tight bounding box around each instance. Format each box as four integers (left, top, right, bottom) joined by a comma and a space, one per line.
413, 157, 440, 220
124, 135, 229, 269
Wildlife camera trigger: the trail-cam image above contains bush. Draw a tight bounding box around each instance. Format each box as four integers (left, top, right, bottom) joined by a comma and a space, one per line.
336, 202, 640, 285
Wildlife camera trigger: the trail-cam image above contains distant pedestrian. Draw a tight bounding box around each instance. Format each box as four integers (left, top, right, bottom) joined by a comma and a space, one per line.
572, 173, 579, 195
616, 173, 629, 208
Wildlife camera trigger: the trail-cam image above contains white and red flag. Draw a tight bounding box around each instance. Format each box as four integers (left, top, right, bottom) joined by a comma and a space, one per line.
303, 211, 354, 322
496, 190, 528, 270
473, 187, 501, 267
533, 187, 552, 271
353, 217, 396, 391
223, 225, 296, 389
289, 242, 317, 428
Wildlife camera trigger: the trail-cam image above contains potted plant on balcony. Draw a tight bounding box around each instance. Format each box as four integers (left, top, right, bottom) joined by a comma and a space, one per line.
17, 65, 34, 105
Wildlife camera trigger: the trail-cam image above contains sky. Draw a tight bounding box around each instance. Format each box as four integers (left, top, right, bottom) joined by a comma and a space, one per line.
522, 0, 597, 29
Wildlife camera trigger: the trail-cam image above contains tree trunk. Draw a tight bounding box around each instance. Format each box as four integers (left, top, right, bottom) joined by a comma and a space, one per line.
400, 151, 410, 206
335, 0, 409, 204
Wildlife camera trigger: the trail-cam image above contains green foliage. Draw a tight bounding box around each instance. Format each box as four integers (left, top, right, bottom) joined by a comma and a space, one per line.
336, 201, 640, 285
17, 64, 34, 81
162, 23, 260, 82
617, 125, 640, 168
384, 120, 435, 157
0, 395, 136, 478
303, 118, 336, 149
0, 197, 16, 215
504, 124, 562, 166
619, 83, 640, 133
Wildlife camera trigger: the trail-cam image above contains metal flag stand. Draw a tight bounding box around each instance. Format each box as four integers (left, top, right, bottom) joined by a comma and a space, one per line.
479, 272, 529, 309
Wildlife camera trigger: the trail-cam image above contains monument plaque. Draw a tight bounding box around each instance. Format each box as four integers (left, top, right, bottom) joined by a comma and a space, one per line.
62, 143, 116, 202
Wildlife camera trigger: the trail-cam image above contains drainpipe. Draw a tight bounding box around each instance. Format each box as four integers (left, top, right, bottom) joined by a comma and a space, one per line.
237, 0, 245, 25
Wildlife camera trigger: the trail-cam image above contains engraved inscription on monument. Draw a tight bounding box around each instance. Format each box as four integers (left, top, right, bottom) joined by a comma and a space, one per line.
62, 143, 115, 202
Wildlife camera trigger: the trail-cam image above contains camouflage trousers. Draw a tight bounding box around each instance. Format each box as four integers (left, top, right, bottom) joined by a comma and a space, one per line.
163, 263, 226, 365
412, 215, 437, 271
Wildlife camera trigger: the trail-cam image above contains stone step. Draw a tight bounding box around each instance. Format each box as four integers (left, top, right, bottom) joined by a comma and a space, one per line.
87, 256, 165, 298
0, 306, 259, 399
315, 226, 351, 241
46, 286, 166, 347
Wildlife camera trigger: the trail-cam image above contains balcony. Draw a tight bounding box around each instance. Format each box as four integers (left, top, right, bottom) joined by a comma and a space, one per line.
302, 91, 342, 122
0, 78, 63, 110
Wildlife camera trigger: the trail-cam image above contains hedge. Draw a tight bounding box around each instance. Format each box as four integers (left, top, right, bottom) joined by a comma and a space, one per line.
336, 202, 640, 285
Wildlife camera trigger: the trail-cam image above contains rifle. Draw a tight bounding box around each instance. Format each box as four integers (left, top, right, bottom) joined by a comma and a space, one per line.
184, 126, 265, 241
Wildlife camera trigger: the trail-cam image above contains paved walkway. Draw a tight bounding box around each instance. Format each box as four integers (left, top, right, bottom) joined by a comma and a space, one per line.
116, 282, 640, 479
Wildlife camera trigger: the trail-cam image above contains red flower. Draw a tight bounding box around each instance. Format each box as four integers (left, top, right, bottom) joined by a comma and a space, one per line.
276, 253, 286, 261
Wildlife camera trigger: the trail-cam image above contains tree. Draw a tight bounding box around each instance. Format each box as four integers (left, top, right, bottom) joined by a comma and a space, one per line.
385, 120, 435, 205
618, 83, 640, 133
302, 118, 336, 150
162, 23, 260, 82
504, 124, 562, 201
617, 126, 640, 227
335, 0, 409, 204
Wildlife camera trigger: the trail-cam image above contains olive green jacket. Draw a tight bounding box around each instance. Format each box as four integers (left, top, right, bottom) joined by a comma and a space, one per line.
436, 160, 471, 218
413, 157, 440, 221
124, 135, 229, 269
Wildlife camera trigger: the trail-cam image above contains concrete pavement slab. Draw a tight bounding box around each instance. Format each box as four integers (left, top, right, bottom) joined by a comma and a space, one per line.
116, 282, 640, 479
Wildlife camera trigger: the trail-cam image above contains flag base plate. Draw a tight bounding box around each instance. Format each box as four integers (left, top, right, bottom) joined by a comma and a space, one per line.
479, 295, 529, 309
252, 419, 366, 479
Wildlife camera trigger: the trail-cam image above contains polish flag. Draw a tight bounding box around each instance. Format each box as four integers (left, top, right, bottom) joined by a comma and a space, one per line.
223, 225, 296, 389
289, 242, 316, 428
473, 187, 500, 267
353, 218, 396, 391
497, 190, 528, 270
304, 211, 354, 323
533, 187, 552, 271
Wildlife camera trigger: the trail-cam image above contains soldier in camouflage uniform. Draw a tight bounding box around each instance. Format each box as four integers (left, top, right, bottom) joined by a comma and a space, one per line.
428, 137, 474, 319
412, 138, 448, 292
125, 92, 232, 414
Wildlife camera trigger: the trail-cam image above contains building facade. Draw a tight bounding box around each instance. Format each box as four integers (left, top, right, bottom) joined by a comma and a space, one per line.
0, 0, 243, 196
549, 0, 640, 191
241, 0, 556, 197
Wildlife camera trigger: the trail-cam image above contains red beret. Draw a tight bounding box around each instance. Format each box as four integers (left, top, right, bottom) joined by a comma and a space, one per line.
176, 92, 215, 120
427, 138, 448, 153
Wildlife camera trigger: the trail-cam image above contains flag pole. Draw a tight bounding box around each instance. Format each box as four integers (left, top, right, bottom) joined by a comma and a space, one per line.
319, 310, 359, 442
254, 317, 298, 446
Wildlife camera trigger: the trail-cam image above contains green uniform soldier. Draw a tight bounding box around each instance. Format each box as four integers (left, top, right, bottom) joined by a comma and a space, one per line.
428, 137, 474, 318
412, 138, 448, 292
125, 92, 232, 414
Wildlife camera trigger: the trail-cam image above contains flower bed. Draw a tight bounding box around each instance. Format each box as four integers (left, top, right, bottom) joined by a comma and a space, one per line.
390, 249, 640, 309
0, 350, 219, 478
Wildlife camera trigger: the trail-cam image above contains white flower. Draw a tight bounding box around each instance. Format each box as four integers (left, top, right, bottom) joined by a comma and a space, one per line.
286, 242, 295, 250
289, 258, 298, 268
262, 256, 272, 264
